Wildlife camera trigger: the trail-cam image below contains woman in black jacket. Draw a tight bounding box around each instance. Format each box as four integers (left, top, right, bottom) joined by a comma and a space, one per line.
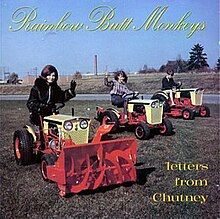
27, 65, 76, 126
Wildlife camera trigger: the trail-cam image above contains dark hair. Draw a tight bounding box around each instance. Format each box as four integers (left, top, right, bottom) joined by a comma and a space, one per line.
41, 65, 58, 81
114, 70, 128, 83
167, 69, 174, 76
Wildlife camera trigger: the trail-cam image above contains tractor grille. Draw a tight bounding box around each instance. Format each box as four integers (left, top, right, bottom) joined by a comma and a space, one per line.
190, 92, 203, 106
146, 107, 163, 124
64, 129, 89, 144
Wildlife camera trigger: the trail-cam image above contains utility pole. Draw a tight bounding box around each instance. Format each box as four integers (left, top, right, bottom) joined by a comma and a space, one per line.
94, 55, 98, 76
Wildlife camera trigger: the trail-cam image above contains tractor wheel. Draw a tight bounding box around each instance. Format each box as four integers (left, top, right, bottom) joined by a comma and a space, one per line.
135, 122, 151, 140
182, 108, 195, 120
102, 110, 119, 132
159, 118, 173, 135
13, 129, 34, 166
151, 94, 170, 112
199, 106, 210, 117
41, 154, 57, 182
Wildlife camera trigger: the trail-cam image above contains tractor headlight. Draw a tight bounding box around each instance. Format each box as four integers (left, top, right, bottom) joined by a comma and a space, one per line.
64, 121, 73, 131
80, 119, 88, 129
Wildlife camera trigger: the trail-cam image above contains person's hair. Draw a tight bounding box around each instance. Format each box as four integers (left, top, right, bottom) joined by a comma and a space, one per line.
114, 70, 128, 83
41, 65, 58, 81
166, 69, 174, 76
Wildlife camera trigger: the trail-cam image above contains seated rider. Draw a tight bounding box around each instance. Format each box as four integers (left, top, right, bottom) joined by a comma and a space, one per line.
104, 70, 133, 118
27, 65, 77, 127
162, 69, 182, 105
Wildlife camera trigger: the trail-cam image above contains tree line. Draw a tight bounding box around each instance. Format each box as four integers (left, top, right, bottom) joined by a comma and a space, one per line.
139, 43, 220, 73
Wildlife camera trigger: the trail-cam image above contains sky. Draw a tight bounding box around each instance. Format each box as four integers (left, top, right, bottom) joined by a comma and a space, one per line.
0, 0, 219, 77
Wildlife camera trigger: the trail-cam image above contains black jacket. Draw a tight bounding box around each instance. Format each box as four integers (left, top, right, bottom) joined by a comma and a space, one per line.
162, 77, 179, 90
27, 77, 75, 121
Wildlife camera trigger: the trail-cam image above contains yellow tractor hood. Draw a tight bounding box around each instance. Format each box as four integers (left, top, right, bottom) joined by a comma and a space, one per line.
44, 114, 90, 123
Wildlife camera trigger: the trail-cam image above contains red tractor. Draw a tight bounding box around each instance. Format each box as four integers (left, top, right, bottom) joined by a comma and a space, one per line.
96, 93, 174, 140
13, 103, 137, 196
151, 88, 210, 120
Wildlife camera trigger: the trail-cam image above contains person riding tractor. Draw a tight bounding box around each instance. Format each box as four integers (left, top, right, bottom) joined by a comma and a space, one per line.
97, 71, 174, 139
162, 69, 182, 106
104, 70, 135, 121
26, 65, 77, 147
151, 69, 210, 120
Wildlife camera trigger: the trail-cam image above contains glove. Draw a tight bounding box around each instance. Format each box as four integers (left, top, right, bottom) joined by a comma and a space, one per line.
70, 80, 76, 94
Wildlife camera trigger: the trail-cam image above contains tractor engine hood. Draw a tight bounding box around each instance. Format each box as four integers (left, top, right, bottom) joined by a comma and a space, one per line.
44, 114, 90, 124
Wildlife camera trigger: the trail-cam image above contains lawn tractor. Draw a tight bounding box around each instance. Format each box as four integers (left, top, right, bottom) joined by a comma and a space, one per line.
13, 103, 137, 197
96, 93, 174, 140
151, 88, 210, 120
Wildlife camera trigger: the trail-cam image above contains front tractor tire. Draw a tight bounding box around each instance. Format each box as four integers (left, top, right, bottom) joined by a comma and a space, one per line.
13, 129, 34, 166
182, 108, 195, 120
199, 106, 210, 117
159, 118, 173, 135
135, 122, 151, 140
41, 154, 57, 182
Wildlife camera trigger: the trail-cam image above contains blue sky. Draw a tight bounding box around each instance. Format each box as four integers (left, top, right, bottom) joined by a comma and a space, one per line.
1, 0, 219, 77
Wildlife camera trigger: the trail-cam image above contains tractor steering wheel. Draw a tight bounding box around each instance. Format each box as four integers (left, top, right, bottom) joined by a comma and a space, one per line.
122, 92, 139, 100
173, 81, 182, 90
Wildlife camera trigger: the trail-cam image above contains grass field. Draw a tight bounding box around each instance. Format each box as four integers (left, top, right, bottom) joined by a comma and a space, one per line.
0, 100, 219, 218
1, 72, 219, 94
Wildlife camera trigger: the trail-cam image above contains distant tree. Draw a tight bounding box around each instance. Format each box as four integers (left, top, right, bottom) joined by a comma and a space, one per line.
187, 44, 209, 70
7, 72, 19, 84
216, 57, 220, 71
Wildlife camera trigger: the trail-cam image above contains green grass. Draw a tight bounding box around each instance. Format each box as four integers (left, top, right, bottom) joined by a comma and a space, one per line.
0, 100, 219, 218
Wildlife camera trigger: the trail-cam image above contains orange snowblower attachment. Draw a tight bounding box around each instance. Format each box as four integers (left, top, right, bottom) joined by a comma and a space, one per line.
46, 124, 137, 196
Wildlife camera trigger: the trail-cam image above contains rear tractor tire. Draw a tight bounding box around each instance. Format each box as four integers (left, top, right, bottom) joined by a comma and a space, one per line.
135, 122, 151, 140
13, 129, 35, 166
182, 108, 195, 120
159, 118, 173, 135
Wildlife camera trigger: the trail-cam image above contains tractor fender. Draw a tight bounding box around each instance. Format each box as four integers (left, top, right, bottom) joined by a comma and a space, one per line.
106, 108, 121, 118
23, 125, 37, 142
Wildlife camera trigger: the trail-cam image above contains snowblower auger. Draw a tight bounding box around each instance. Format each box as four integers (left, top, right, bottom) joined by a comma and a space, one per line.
45, 124, 137, 197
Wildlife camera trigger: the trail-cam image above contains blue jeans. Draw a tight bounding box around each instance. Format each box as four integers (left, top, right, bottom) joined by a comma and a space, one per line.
111, 94, 127, 114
